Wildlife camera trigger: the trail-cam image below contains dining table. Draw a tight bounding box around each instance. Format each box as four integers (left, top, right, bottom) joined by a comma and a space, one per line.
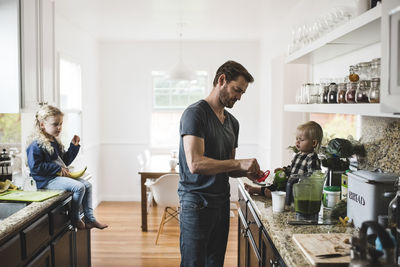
138, 154, 179, 232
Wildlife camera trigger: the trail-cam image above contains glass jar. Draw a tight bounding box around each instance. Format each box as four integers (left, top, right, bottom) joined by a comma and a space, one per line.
321, 85, 329, 103
308, 83, 320, 104
369, 78, 380, 103
345, 82, 357, 103
355, 80, 370, 103
327, 83, 338, 103
348, 65, 359, 82
357, 62, 371, 81
337, 83, 347, 103
370, 58, 381, 79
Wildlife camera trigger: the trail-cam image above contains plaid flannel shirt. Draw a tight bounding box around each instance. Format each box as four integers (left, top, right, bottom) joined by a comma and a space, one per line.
284, 152, 321, 176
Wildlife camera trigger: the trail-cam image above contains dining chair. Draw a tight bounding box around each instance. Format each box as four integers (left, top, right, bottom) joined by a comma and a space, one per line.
145, 173, 180, 245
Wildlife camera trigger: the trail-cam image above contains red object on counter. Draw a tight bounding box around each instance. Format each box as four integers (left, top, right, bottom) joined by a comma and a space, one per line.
257, 170, 270, 183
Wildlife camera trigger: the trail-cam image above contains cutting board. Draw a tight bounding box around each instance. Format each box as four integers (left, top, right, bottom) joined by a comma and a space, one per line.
293, 233, 351, 267
0, 190, 62, 202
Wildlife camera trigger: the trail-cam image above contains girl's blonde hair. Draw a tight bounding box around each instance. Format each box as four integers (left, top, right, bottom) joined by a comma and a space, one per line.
27, 105, 64, 155
297, 121, 323, 152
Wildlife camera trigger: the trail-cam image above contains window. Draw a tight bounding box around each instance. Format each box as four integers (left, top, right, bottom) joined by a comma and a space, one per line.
58, 55, 82, 147
0, 114, 20, 144
310, 113, 359, 146
151, 72, 208, 148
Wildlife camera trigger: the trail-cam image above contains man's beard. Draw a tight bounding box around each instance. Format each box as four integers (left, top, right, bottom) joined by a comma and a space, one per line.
220, 84, 236, 108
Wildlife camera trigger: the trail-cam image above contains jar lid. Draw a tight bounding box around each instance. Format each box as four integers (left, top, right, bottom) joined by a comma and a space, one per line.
323, 186, 341, 192
371, 77, 380, 82
357, 62, 371, 67
371, 58, 381, 63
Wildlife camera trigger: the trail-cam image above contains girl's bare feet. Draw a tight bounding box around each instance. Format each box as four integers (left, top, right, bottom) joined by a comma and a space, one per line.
86, 220, 108, 230
74, 219, 86, 230
244, 183, 262, 195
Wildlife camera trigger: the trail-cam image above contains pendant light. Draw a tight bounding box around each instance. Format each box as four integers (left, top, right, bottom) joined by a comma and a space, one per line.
166, 22, 195, 81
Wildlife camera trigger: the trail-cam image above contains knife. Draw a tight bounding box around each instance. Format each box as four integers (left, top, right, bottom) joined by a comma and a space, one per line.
315, 253, 350, 258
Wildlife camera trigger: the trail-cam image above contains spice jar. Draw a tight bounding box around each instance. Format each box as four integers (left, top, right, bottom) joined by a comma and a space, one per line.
345, 82, 357, 103
348, 65, 359, 82
357, 62, 371, 81
321, 85, 329, 103
327, 83, 338, 103
337, 83, 347, 103
369, 78, 380, 103
355, 80, 370, 103
370, 58, 381, 79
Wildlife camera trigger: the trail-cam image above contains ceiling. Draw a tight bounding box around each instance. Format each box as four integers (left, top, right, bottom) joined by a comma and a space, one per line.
55, 0, 295, 41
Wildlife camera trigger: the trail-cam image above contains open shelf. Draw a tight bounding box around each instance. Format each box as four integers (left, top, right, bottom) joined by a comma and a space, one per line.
284, 103, 400, 118
286, 6, 381, 64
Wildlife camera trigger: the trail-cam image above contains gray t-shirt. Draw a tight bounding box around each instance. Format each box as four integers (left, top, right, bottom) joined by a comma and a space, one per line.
178, 100, 239, 207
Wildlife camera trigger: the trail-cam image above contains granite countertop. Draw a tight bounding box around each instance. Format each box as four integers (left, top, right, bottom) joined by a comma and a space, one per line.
0, 191, 71, 242
238, 178, 358, 267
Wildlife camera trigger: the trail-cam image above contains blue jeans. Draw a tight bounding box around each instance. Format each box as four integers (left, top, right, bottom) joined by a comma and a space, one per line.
45, 176, 96, 223
179, 199, 230, 267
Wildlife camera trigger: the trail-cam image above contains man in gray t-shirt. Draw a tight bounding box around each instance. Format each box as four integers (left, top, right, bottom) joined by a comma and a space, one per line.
178, 60, 262, 267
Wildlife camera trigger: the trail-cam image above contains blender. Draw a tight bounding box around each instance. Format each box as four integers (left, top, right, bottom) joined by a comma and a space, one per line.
293, 172, 325, 221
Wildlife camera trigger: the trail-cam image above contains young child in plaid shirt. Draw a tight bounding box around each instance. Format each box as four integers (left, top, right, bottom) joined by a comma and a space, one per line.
245, 121, 323, 197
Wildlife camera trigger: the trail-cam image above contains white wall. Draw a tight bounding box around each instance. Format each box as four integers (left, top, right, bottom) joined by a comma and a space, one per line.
54, 14, 101, 207
98, 41, 260, 201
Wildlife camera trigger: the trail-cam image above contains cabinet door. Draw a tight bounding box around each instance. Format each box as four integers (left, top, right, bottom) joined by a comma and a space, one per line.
248, 233, 261, 267
238, 209, 248, 267
26, 246, 51, 267
20, 0, 41, 110
75, 229, 91, 267
51, 228, 73, 267
261, 230, 284, 267
0, 234, 22, 267
39, 0, 56, 106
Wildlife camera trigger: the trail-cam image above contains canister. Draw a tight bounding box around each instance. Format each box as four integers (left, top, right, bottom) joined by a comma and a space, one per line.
323, 186, 341, 208
347, 170, 398, 228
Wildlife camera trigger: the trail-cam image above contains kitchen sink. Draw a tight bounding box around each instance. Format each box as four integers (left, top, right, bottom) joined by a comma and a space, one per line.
0, 202, 30, 221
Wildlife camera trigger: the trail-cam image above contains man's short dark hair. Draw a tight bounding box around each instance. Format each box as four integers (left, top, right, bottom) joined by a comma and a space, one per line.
212, 60, 254, 86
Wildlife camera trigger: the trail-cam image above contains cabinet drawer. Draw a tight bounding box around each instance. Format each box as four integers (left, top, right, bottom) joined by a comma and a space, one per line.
49, 198, 71, 236
238, 186, 248, 219
51, 228, 73, 267
247, 203, 262, 251
22, 214, 50, 260
26, 246, 51, 267
0, 234, 22, 267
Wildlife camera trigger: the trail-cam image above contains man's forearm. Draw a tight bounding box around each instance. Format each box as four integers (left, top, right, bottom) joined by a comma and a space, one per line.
188, 156, 241, 175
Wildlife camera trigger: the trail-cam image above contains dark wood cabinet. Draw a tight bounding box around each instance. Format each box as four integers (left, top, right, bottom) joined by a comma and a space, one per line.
238, 186, 286, 267
75, 229, 91, 267
0, 195, 91, 267
26, 246, 51, 267
0, 234, 21, 267
51, 227, 74, 267
261, 230, 285, 267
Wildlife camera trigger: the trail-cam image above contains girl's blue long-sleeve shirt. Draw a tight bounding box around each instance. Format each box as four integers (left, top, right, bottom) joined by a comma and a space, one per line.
26, 140, 80, 189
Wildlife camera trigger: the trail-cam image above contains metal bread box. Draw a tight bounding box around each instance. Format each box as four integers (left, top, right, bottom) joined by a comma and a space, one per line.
347, 170, 398, 228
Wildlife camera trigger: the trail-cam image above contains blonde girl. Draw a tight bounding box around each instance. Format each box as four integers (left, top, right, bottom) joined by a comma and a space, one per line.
26, 105, 107, 230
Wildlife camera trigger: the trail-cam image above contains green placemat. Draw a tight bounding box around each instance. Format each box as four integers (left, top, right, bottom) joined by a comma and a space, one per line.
0, 190, 62, 202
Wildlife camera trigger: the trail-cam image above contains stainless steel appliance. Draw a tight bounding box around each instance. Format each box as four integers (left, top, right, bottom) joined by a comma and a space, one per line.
347, 170, 398, 228
381, 0, 400, 113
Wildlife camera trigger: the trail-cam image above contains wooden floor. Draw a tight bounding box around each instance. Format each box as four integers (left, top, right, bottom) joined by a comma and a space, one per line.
91, 202, 238, 267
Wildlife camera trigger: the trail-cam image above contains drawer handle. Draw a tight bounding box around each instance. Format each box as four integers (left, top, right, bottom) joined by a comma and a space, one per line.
62, 209, 69, 216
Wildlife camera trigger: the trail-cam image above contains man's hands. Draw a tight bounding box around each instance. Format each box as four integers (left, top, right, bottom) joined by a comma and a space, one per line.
60, 167, 70, 177
239, 158, 264, 181
71, 135, 80, 146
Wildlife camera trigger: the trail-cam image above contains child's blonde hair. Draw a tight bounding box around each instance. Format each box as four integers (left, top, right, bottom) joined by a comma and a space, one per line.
297, 121, 323, 152
27, 105, 64, 155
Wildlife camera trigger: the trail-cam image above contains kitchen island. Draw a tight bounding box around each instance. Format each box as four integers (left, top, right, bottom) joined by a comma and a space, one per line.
237, 178, 357, 267
0, 190, 91, 267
